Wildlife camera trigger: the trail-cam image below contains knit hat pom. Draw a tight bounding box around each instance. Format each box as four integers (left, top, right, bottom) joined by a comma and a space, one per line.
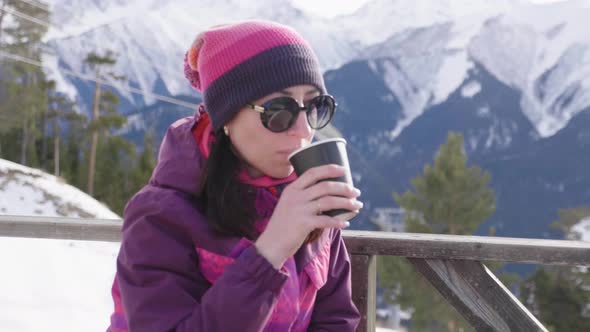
183, 34, 205, 91
188, 35, 203, 70
183, 53, 200, 91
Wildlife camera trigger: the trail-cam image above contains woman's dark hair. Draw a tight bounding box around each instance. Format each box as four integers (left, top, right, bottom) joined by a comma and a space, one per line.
199, 129, 323, 243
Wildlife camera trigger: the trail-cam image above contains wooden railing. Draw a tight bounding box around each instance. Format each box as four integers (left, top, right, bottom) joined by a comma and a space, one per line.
2, 215, 590, 331
345, 231, 590, 332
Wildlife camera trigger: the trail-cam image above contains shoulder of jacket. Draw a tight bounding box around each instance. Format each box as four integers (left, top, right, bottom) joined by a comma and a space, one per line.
122, 185, 207, 233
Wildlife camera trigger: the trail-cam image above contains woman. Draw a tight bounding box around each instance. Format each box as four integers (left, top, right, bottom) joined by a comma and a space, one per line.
107, 20, 363, 331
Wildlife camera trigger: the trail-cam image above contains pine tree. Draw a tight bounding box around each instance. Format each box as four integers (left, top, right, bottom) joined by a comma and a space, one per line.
550, 206, 590, 240
132, 132, 156, 187
394, 132, 496, 234
62, 114, 88, 188
521, 268, 590, 332
38, 79, 54, 170
83, 50, 126, 196
379, 132, 497, 331
0, 0, 49, 166
521, 206, 590, 331
44, 80, 80, 177
54, 87, 89, 189
94, 135, 136, 214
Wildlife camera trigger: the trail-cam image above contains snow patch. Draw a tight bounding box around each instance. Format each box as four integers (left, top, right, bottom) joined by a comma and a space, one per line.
461, 80, 482, 98
42, 53, 78, 101
0, 237, 119, 332
572, 216, 590, 242
477, 105, 491, 117
0, 159, 119, 219
485, 119, 512, 149
523, 44, 590, 137
433, 51, 474, 103
468, 17, 538, 90
122, 113, 147, 132
380, 93, 396, 103
485, 119, 514, 149
371, 59, 431, 140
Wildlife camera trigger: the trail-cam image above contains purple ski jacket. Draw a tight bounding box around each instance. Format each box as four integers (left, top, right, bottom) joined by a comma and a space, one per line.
107, 109, 360, 331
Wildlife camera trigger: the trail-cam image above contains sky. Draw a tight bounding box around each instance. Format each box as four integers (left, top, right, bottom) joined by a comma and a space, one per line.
292, 0, 568, 18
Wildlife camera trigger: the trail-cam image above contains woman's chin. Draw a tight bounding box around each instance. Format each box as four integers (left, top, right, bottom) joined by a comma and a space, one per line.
268, 165, 294, 179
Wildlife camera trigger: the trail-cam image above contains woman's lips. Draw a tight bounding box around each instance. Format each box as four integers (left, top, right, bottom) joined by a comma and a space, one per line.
277, 148, 301, 155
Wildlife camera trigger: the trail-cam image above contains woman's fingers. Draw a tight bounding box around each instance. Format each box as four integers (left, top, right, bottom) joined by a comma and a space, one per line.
307, 196, 363, 217
289, 164, 346, 190
305, 181, 360, 201
313, 215, 351, 229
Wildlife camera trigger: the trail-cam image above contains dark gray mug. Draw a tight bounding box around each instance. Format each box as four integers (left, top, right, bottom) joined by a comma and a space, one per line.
288, 138, 358, 221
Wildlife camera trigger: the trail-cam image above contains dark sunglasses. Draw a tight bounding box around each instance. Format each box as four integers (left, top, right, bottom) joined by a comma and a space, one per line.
246, 95, 336, 133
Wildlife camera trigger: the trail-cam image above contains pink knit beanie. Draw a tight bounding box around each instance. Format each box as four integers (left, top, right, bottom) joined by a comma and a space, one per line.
183, 20, 326, 131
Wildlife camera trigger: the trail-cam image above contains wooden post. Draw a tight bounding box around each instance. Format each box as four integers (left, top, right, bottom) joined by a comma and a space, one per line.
351, 254, 376, 332
408, 258, 548, 332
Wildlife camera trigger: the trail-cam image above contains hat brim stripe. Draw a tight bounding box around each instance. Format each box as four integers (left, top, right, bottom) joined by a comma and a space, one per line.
204, 44, 326, 130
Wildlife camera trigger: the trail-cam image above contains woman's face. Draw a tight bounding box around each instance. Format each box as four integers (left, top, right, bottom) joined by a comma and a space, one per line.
225, 84, 321, 179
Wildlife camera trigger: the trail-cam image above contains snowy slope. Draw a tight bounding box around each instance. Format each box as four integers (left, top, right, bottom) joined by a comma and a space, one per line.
0, 158, 119, 219
0, 158, 120, 331
0, 237, 119, 332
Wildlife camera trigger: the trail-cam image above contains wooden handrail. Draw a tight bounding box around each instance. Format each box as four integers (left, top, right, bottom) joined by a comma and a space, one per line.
344, 230, 590, 266
2, 216, 587, 265
0, 215, 122, 242
2, 215, 588, 331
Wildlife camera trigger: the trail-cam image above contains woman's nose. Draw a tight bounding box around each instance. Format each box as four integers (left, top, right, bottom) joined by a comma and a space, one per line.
287, 109, 313, 138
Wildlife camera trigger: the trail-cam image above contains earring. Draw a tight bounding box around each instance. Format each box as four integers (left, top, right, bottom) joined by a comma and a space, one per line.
223, 126, 229, 136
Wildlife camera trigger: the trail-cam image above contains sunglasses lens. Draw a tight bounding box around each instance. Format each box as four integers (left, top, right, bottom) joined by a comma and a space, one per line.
308, 95, 335, 129
265, 98, 298, 132
267, 110, 294, 132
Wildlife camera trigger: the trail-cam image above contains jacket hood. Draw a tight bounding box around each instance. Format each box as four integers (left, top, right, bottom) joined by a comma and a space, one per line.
150, 110, 205, 197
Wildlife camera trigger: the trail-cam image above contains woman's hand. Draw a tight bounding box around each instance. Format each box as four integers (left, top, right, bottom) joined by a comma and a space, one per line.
254, 164, 363, 269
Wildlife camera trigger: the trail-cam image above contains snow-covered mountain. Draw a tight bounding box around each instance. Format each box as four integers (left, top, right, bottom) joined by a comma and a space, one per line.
362, 0, 590, 139
0, 158, 119, 219
42, 0, 590, 140
43, 0, 358, 105
354, 0, 590, 139
336, 0, 516, 47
